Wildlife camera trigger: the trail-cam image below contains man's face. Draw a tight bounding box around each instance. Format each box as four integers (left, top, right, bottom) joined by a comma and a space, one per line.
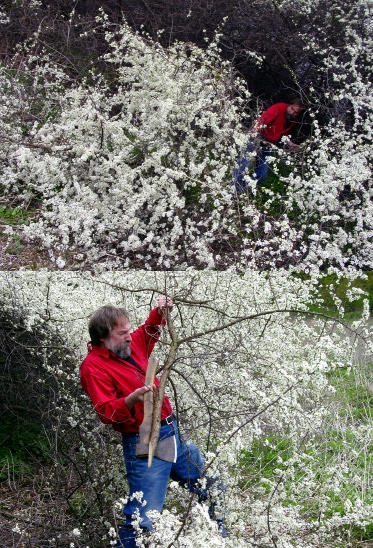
102, 316, 132, 359
287, 104, 303, 118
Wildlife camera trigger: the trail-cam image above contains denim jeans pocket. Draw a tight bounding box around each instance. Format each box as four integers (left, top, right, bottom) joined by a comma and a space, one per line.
158, 422, 176, 442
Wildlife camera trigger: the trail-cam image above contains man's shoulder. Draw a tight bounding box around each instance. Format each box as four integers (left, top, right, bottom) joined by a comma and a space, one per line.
267, 102, 288, 112
80, 347, 110, 373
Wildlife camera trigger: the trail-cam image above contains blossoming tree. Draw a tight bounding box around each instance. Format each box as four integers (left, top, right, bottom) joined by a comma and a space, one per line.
0, 271, 371, 546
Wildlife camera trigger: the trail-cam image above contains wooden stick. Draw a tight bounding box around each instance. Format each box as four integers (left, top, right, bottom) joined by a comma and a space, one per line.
148, 310, 179, 467
136, 355, 158, 461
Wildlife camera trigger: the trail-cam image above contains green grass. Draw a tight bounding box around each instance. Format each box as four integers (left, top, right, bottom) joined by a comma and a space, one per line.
184, 182, 202, 206
238, 365, 373, 543
0, 417, 51, 481
254, 162, 290, 217
68, 490, 89, 518
239, 435, 292, 493
251, 160, 303, 220
4, 233, 23, 255
330, 367, 373, 421
0, 206, 31, 225
299, 272, 373, 320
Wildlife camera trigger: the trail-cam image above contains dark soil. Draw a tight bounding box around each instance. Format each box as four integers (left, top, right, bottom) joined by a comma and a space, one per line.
0, 232, 57, 271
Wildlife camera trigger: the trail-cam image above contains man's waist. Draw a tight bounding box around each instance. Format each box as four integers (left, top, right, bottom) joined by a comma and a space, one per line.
121, 414, 176, 438
160, 413, 175, 426
258, 132, 277, 144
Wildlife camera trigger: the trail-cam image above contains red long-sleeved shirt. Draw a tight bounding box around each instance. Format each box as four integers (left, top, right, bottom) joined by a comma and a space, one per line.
80, 308, 173, 434
256, 103, 296, 143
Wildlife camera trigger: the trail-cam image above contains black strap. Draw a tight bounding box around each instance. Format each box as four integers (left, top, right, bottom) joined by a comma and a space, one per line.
124, 355, 143, 372
112, 353, 146, 377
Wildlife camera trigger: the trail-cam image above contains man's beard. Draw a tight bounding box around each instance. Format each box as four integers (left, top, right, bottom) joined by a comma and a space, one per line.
107, 341, 131, 359
286, 112, 297, 122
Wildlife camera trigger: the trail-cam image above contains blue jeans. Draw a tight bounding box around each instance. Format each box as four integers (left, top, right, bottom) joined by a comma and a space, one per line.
233, 141, 270, 192
118, 420, 211, 547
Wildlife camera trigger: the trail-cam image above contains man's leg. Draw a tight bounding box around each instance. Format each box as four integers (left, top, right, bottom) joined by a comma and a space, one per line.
170, 424, 228, 536
233, 141, 256, 192
255, 145, 270, 183
170, 426, 204, 491
118, 430, 173, 547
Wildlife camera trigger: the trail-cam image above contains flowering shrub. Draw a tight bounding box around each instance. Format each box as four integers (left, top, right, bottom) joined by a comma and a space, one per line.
0, 271, 371, 546
0, 1, 372, 271
0, 18, 248, 269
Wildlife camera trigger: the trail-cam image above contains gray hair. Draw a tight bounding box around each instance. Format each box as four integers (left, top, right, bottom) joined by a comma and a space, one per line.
88, 305, 129, 346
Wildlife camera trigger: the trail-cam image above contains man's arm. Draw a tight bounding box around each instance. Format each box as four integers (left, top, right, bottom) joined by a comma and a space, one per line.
125, 384, 154, 409
81, 366, 137, 426
285, 139, 301, 151
254, 104, 281, 132
131, 296, 174, 358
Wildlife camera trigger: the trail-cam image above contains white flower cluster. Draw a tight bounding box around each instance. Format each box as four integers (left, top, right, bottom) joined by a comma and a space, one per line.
0, 21, 247, 269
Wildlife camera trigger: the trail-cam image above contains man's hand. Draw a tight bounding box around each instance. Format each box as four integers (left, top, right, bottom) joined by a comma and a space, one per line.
125, 384, 156, 410
286, 140, 301, 152
157, 295, 174, 315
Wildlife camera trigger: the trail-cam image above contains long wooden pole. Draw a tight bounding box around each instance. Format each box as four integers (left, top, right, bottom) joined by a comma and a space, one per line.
136, 355, 158, 460
148, 310, 179, 467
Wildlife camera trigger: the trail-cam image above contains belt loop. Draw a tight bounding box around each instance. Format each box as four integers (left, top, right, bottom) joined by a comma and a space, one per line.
160, 414, 174, 426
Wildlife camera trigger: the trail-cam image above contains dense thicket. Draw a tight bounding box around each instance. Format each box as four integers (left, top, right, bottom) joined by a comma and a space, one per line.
1, 1, 369, 125
0, 1, 371, 270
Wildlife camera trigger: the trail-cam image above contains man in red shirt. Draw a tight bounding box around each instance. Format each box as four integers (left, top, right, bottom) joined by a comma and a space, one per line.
234, 99, 306, 192
80, 297, 226, 547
